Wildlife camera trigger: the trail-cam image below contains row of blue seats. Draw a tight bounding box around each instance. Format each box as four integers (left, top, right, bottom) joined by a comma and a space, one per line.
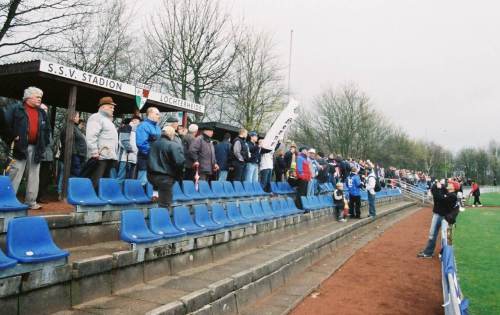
120, 198, 304, 244
68, 178, 152, 206
301, 195, 334, 211
0, 176, 29, 212
270, 182, 296, 194
359, 188, 402, 201
0, 216, 69, 270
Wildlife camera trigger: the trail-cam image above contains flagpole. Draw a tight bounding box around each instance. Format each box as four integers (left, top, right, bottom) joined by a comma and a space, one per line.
287, 29, 294, 102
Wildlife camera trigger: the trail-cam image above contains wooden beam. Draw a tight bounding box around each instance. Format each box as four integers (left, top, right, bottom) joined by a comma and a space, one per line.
182, 111, 187, 127
61, 86, 77, 199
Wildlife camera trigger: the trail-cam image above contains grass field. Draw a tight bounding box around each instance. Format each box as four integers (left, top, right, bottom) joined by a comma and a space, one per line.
465, 191, 500, 207
454, 199, 500, 315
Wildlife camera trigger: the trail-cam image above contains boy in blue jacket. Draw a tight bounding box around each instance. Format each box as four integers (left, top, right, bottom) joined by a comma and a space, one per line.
346, 166, 363, 218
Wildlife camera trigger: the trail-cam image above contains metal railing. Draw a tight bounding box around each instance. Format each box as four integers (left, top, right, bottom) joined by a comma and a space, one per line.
440, 219, 467, 315
383, 179, 433, 204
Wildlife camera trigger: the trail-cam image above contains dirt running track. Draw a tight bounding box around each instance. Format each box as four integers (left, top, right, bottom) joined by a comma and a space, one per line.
291, 207, 443, 315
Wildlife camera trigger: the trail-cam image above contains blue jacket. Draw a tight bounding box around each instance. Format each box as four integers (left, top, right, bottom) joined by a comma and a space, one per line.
135, 119, 161, 156
346, 172, 362, 197
214, 140, 231, 171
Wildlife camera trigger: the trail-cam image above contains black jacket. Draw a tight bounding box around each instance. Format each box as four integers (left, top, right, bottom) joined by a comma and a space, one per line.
247, 141, 260, 164
431, 183, 458, 216
284, 150, 294, 169
147, 135, 185, 179
60, 123, 87, 158
11, 104, 51, 163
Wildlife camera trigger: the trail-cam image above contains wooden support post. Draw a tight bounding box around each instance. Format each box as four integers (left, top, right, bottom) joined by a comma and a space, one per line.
61, 86, 77, 199
182, 111, 187, 127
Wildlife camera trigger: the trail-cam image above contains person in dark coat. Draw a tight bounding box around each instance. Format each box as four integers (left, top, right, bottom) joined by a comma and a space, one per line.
183, 124, 198, 180
230, 128, 248, 181
60, 111, 87, 177
274, 149, 286, 181
147, 126, 185, 208
283, 143, 296, 179
215, 133, 231, 181
189, 125, 219, 181
8, 87, 51, 210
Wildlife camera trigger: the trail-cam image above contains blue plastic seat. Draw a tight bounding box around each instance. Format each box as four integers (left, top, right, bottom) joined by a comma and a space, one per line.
146, 183, 154, 199
233, 181, 250, 197
198, 181, 217, 199
239, 201, 263, 222
182, 181, 205, 200
278, 182, 294, 194
194, 204, 225, 231
173, 206, 207, 234
124, 180, 151, 204
98, 178, 130, 205
211, 203, 239, 227
173, 182, 191, 202
310, 196, 322, 210
271, 182, 283, 194
211, 181, 229, 198
253, 182, 269, 196
0, 176, 29, 211
251, 201, 274, 220
120, 210, 163, 244
149, 208, 187, 238
6, 217, 69, 263
286, 197, 303, 214
226, 202, 252, 224
300, 196, 315, 212
243, 181, 259, 196
360, 191, 368, 201
222, 181, 239, 198
0, 248, 17, 270
261, 199, 282, 218
279, 199, 294, 215
271, 199, 287, 215
323, 195, 334, 208
67, 177, 107, 206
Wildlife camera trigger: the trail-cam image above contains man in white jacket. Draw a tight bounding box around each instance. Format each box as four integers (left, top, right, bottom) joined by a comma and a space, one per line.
365, 161, 377, 218
86, 96, 119, 189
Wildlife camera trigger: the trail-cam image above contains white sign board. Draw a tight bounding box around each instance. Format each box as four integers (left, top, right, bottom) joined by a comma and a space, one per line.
38, 60, 205, 114
261, 98, 299, 150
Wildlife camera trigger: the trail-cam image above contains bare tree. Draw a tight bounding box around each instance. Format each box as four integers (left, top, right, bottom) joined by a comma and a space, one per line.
0, 0, 91, 60
144, 0, 239, 104
223, 31, 285, 131
54, 0, 138, 82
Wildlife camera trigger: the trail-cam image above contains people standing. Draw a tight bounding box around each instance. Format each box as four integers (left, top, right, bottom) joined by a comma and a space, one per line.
365, 161, 377, 218
37, 104, 54, 204
8, 87, 51, 209
147, 126, 185, 208
284, 144, 296, 179
469, 181, 482, 207
135, 107, 161, 186
333, 182, 347, 222
183, 124, 198, 180
244, 131, 260, 182
274, 149, 286, 182
418, 181, 457, 258
295, 147, 312, 208
116, 116, 141, 182
231, 128, 249, 181
346, 166, 362, 218
307, 148, 319, 196
214, 132, 231, 181
165, 116, 183, 146
189, 126, 218, 181
259, 143, 274, 192
85, 97, 119, 190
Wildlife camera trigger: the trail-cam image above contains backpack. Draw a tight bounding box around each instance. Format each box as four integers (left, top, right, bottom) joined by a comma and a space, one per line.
369, 172, 382, 192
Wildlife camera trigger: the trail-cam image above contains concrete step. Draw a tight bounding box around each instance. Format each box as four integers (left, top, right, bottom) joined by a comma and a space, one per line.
55, 201, 416, 315
239, 204, 422, 315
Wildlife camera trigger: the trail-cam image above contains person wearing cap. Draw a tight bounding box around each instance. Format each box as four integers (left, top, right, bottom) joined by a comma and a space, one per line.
307, 148, 319, 196
183, 124, 198, 180
295, 146, 312, 208
189, 125, 218, 181
165, 116, 183, 146
365, 161, 377, 218
215, 132, 231, 181
136, 107, 161, 185
346, 166, 362, 218
6, 87, 51, 209
418, 180, 458, 258
147, 126, 185, 208
244, 131, 260, 182
86, 96, 119, 189
333, 182, 347, 222
230, 128, 249, 181
116, 116, 141, 182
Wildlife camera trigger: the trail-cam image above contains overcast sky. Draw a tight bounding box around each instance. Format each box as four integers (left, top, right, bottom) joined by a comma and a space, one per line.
143, 0, 500, 151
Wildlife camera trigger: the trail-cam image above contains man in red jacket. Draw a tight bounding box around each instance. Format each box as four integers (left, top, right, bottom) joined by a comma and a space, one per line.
295, 147, 311, 208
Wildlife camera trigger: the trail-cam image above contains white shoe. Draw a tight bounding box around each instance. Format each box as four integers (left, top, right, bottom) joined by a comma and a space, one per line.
340, 218, 347, 222
29, 203, 42, 210
472, 205, 476, 208
459, 207, 465, 212
478, 205, 483, 207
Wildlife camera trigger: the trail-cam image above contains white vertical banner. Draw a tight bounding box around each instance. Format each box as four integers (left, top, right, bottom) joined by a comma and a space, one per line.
261, 98, 299, 150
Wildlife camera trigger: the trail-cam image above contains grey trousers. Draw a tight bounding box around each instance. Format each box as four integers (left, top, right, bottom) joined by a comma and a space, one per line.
9, 145, 40, 206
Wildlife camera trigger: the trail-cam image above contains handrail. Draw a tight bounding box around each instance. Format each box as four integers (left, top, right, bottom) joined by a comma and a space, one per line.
384, 178, 433, 204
